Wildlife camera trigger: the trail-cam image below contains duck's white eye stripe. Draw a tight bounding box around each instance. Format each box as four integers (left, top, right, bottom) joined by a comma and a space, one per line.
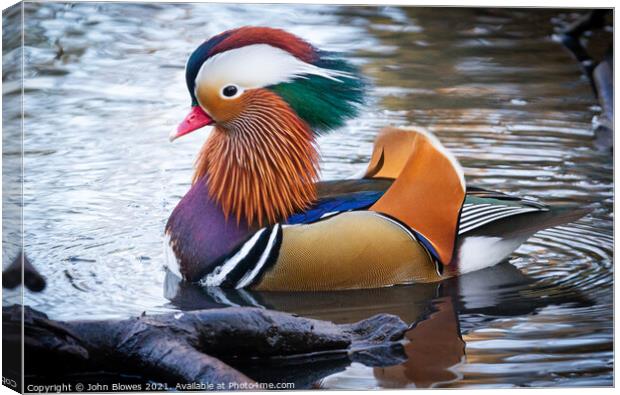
196, 44, 354, 91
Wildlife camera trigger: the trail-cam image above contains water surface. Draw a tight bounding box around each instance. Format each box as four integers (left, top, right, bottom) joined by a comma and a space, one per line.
3, 3, 613, 389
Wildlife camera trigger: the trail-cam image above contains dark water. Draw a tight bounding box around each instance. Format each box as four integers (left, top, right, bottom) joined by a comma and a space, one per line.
3, 3, 613, 389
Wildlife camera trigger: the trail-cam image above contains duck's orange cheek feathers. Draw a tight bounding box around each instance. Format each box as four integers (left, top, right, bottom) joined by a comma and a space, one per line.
195, 85, 245, 124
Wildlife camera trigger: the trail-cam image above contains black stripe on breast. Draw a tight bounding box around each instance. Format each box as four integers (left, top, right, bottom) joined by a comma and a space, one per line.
241, 224, 283, 288
197, 227, 270, 287
218, 228, 273, 287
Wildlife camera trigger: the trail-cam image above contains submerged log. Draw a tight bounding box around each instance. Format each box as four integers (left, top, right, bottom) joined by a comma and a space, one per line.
4, 305, 407, 388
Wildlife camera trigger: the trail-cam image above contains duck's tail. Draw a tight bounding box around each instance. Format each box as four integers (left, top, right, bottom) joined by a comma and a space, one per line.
452, 204, 593, 274
536, 205, 594, 230
465, 204, 594, 240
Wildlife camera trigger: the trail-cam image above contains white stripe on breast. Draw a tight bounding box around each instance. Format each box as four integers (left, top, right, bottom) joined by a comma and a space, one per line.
236, 224, 281, 289
200, 228, 266, 287
163, 232, 182, 278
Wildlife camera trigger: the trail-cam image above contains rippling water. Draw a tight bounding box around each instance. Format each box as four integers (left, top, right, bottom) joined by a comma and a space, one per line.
3, 3, 613, 389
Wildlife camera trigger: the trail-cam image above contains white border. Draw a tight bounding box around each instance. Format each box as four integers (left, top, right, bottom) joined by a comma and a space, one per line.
0, 2, 615, 395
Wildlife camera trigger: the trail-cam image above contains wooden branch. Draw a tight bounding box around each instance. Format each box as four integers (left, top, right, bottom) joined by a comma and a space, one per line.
5, 305, 407, 387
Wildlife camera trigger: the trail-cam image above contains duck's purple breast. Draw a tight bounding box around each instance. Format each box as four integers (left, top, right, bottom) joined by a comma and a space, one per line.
165, 177, 254, 281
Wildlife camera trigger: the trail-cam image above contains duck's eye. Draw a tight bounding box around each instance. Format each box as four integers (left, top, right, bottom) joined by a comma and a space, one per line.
222, 85, 239, 98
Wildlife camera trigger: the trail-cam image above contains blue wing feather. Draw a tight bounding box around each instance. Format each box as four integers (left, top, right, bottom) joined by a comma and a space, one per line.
286, 191, 384, 225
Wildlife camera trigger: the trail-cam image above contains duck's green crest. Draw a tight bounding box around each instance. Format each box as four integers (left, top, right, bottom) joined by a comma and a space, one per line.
270, 54, 366, 132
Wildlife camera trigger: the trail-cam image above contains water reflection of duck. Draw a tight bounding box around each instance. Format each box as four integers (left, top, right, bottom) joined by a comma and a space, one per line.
164, 262, 591, 388
165, 26, 590, 291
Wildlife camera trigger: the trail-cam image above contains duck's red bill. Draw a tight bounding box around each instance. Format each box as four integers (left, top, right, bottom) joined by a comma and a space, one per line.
170, 106, 214, 141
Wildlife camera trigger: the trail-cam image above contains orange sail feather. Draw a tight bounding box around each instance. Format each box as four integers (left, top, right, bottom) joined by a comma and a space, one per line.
370, 127, 466, 265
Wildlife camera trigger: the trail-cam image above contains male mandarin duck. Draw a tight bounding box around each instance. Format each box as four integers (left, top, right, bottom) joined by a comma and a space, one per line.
164, 26, 589, 291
